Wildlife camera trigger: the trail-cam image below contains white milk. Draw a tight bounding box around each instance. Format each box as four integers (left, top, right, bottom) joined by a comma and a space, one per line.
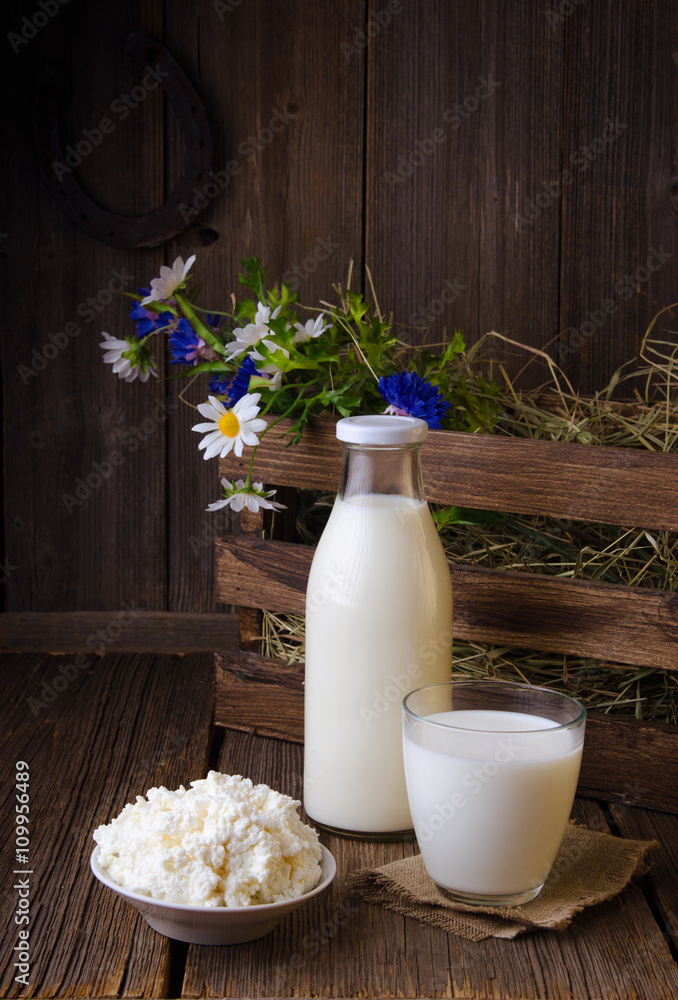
304, 494, 453, 833
403, 709, 583, 896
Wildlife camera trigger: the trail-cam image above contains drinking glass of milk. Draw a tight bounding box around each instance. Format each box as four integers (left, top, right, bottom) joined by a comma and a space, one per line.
403, 680, 586, 905
304, 415, 453, 838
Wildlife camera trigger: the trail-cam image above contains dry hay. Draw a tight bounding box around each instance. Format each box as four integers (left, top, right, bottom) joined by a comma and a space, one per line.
260, 313, 678, 723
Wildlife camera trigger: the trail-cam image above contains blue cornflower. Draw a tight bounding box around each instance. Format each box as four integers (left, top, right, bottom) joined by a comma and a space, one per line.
209, 355, 258, 403
378, 371, 451, 429
169, 318, 204, 365
129, 289, 175, 339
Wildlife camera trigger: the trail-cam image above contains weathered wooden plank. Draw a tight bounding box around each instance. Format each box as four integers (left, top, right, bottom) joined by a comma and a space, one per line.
214, 651, 678, 814
608, 804, 678, 955
216, 535, 309, 615
558, 0, 678, 391
0, 652, 214, 999
215, 651, 304, 742
0, 611, 239, 653
3, 0, 169, 613
365, 0, 564, 394
236, 507, 267, 653
182, 728, 678, 999
220, 418, 678, 531
576, 712, 678, 814
215, 535, 678, 670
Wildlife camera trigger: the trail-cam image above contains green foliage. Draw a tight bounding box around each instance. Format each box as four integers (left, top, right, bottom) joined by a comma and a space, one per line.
432, 506, 505, 529
152, 255, 509, 444
237, 257, 268, 303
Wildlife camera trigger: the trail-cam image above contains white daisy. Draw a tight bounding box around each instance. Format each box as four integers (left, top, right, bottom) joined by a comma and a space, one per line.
99, 332, 157, 383
293, 314, 331, 343
225, 301, 282, 358
191, 393, 267, 459
206, 478, 286, 513
141, 255, 196, 305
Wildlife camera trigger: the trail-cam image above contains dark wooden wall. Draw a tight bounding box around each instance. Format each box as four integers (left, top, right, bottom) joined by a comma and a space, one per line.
3, 0, 678, 614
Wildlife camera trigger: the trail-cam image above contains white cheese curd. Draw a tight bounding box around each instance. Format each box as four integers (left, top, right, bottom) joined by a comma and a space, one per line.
93, 771, 322, 907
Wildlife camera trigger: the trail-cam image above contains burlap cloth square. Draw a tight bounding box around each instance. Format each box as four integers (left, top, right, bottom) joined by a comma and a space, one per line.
346, 822, 657, 940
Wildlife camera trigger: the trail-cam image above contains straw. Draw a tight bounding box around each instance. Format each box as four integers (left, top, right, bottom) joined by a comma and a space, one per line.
256, 318, 678, 723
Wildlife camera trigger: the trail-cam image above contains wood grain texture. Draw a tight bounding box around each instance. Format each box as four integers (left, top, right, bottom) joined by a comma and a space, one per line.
215, 535, 678, 669
558, 0, 678, 389
181, 728, 678, 999
1, 652, 675, 999
0, 652, 214, 999
215, 651, 304, 741
365, 0, 564, 384
214, 650, 678, 814
577, 712, 678, 813
609, 804, 678, 954
3, 0, 169, 613
6, 1, 678, 618
0, 611, 239, 652
236, 507, 267, 652
7, 2, 678, 617
220, 417, 678, 530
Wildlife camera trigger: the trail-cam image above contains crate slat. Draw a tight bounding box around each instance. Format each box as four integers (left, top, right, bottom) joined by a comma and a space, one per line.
214, 651, 678, 813
220, 418, 678, 530
215, 536, 678, 670
215, 650, 304, 743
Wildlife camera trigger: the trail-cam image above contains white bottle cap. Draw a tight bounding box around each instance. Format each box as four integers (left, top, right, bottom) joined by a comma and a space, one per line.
335, 414, 428, 444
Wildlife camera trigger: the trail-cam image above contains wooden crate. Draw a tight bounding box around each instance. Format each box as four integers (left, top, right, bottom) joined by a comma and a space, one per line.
215, 417, 678, 814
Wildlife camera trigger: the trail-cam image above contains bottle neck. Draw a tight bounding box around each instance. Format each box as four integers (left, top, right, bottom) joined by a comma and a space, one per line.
338, 443, 425, 502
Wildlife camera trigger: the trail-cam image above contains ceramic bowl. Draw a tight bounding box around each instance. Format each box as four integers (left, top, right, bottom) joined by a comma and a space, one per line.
90, 844, 336, 945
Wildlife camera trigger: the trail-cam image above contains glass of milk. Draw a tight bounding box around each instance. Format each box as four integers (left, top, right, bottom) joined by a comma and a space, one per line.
403, 680, 586, 905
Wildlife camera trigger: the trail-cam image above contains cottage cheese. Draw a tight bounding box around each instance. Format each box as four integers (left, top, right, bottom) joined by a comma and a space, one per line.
93, 771, 322, 907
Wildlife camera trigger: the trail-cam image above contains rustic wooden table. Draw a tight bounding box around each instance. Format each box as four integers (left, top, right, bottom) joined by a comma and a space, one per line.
2, 651, 677, 1000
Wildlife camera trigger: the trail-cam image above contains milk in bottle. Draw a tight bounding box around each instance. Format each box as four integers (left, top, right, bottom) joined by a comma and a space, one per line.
304, 415, 453, 835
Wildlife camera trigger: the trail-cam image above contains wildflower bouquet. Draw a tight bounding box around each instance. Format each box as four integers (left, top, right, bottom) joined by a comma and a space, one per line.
100, 254, 492, 512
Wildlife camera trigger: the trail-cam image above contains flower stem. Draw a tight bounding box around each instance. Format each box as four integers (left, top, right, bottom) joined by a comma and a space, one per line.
190, 304, 236, 320
245, 447, 257, 490
175, 293, 227, 354
332, 311, 379, 383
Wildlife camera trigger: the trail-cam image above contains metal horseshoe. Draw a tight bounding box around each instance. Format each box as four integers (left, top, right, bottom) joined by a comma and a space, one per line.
33, 31, 213, 250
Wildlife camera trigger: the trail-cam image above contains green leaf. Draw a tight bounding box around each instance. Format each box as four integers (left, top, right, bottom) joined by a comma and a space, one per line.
442, 330, 466, 359
319, 387, 362, 410
268, 281, 299, 310
300, 341, 340, 365
433, 506, 505, 528
263, 350, 318, 373
345, 290, 370, 325
249, 375, 276, 391
238, 257, 268, 301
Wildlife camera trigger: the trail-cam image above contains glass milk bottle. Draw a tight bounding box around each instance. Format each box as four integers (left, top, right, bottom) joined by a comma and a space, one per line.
304, 414, 453, 837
